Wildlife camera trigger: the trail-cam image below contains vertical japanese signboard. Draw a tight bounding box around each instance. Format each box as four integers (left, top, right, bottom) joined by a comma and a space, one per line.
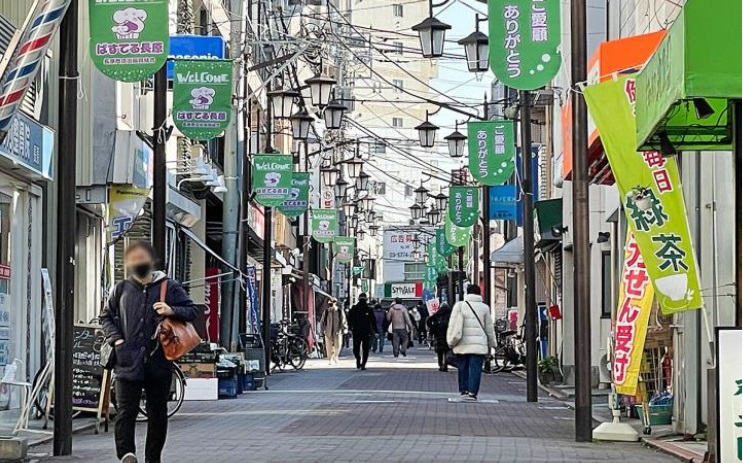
448, 186, 479, 227
489, 185, 518, 221
467, 120, 516, 186
311, 209, 338, 243
435, 227, 456, 257
252, 155, 293, 207
488, 0, 561, 90
445, 214, 470, 247
333, 237, 355, 264
277, 172, 310, 218
173, 60, 233, 140
584, 76, 701, 314
716, 328, 742, 463
89, 0, 170, 82
613, 233, 654, 396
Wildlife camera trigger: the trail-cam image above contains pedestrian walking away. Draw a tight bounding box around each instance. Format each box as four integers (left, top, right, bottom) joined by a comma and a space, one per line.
446, 284, 496, 401
416, 300, 429, 344
426, 302, 451, 371
408, 305, 420, 348
320, 298, 347, 364
387, 298, 414, 358
346, 293, 377, 369
100, 241, 198, 463
371, 299, 387, 353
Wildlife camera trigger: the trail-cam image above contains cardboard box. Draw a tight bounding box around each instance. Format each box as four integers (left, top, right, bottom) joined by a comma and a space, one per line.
181, 362, 216, 379
183, 378, 218, 401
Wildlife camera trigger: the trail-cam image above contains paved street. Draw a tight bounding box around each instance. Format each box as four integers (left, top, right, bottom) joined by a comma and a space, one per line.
32, 347, 678, 462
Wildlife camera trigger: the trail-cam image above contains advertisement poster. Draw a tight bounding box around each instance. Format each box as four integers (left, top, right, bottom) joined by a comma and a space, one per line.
108, 185, 149, 242
467, 120, 516, 186
173, 59, 233, 140
489, 185, 518, 221
252, 155, 293, 207
448, 186, 479, 227
311, 209, 338, 243
277, 172, 310, 218
333, 237, 355, 264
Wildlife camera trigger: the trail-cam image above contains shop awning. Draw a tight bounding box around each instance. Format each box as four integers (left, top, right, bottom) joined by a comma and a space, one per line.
534, 199, 562, 246
636, 0, 741, 151
490, 235, 523, 267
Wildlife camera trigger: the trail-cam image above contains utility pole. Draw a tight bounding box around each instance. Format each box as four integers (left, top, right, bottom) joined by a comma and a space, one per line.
458, 246, 464, 301
221, 0, 245, 351
262, 80, 273, 375
520, 90, 538, 403
482, 94, 491, 306
54, 0, 77, 455
302, 140, 310, 318
571, 0, 593, 442
239, 57, 252, 335
152, 65, 167, 268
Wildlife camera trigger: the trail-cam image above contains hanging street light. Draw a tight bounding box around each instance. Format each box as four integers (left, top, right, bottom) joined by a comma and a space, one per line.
410, 203, 424, 220
321, 167, 340, 187
368, 224, 379, 236
341, 201, 356, 217
323, 99, 347, 129
344, 158, 364, 180
267, 88, 299, 119
305, 74, 336, 108
334, 176, 349, 203
434, 193, 448, 211
415, 116, 439, 148
411, 16, 452, 58
412, 249, 421, 262
458, 16, 489, 73
357, 228, 366, 241
444, 129, 467, 158
289, 109, 314, 140
366, 209, 376, 223
412, 234, 421, 250
414, 184, 429, 204
349, 214, 359, 229
427, 206, 441, 225
356, 170, 371, 192
361, 195, 375, 211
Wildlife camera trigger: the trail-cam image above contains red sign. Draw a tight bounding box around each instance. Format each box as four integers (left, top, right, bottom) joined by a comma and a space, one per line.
204, 267, 221, 342
0, 265, 11, 280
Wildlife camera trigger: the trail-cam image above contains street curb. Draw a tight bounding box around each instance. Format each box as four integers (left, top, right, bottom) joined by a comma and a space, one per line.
510, 371, 605, 423
27, 420, 99, 448
640, 437, 706, 463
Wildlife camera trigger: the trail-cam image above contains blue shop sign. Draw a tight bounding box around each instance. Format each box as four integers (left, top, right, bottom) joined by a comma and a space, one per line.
167, 35, 226, 80
0, 112, 54, 179
489, 185, 518, 221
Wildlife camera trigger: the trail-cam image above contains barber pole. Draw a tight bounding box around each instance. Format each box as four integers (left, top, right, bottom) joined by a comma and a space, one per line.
0, 0, 72, 141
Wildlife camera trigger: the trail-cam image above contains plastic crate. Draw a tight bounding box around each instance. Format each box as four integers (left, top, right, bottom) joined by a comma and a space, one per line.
218, 377, 238, 398
634, 404, 673, 426
241, 373, 256, 391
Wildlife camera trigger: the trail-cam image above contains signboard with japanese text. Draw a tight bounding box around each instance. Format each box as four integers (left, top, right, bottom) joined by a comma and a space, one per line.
489, 0, 561, 90
310, 209, 338, 243
89, 0, 170, 82
613, 233, 654, 396
333, 237, 355, 264
167, 35, 225, 80
516, 147, 540, 226
107, 185, 149, 242
252, 155, 293, 207
320, 187, 335, 209
435, 227, 456, 257
277, 172, 310, 219
382, 229, 419, 262
445, 214, 470, 247
427, 242, 448, 274
716, 328, 742, 463
173, 60, 233, 140
584, 76, 701, 314
489, 185, 518, 221
448, 186, 479, 227
467, 120, 516, 186
0, 112, 55, 179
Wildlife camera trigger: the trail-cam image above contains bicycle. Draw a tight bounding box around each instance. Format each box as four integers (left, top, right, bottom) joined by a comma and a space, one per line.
483, 318, 526, 374
110, 363, 186, 422
270, 321, 309, 371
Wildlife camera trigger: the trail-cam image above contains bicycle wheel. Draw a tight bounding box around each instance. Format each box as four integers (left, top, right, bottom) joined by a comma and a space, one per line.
288, 338, 308, 370
136, 365, 186, 421
32, 368, 83, 420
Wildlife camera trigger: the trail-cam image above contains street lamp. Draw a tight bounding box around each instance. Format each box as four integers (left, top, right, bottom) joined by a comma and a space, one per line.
349, 214, 359, 229
411, 16, 451, 58
361, 195, 375, 211
458, 16, 489, 73
409, 203, 424, 220
444, 129, 467, 158
414, 184, 429, 204
342, 201, 356, 217
412, 234, 421, 250
267, 88, 299, 119
305, 74, 336, 108
427, 206, 441, 224
356, 170, 371, 192
357, 228, 366, 241
366, 210, 376, 223
412, 249, 421, 262
290, 109, 314, 140
344, 158, 364, 180
369, 224, 379, 236
334, 176, 349, 202
415, 114, 439, 148
434, 192, 448, 211
323, 99, 347, 129
321, 167, 340, 187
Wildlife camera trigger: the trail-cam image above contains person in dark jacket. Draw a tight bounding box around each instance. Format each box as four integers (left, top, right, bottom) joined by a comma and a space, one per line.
371, 300, 387, 353
100, 241, 197, 463
346, 293, 377, 370
417, 300, 429, 344
426, 303, 452, 371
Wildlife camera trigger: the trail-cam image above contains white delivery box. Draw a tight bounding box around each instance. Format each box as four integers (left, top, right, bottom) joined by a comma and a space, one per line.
183, 378, 218, 401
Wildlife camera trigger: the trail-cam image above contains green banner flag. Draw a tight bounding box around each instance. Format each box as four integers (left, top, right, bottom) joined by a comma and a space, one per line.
311, 209, 338, 243
333, 237, 355, 264
445, 214, 470, 247
253, 155, 293, 207
277, 172, 310, 218
424, 265, 438, 285
448, 186, 479, 227
427, 243, 448, 274
436, 227, 456, 257
89, 0, 170, 82
488, 0, 561, 91
584, 75, 702, 314
467, 120, 516, 186
173, 60, 233, 140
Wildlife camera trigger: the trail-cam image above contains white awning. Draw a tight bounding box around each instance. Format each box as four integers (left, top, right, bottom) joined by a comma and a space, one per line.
490, 235, 524, 267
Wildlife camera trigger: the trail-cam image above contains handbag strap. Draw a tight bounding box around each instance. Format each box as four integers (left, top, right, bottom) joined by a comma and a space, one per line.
159, 280, 168, 303
465, 302, 487, 337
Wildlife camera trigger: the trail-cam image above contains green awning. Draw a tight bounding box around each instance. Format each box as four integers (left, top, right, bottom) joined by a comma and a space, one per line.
534, 199, 562, 244
636, 0, 741, 151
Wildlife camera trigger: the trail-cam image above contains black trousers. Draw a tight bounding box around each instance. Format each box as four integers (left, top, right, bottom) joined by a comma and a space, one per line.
352, 333, 371, 367
436, 350, 447, 370
114, 371, 172, 463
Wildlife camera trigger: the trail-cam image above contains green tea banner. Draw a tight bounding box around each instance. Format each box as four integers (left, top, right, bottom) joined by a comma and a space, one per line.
489, 0, 561, 90
445, 214, 470, 247
448, 186, 479, 227
253, 155, 293, 207
173, 60, 233, 140
467, 120, 516, 186
436, 227, 456, 257
584, 75, 702, 314
311, 209, 338, 243
89, 0, 170, 82
333, 237, 355, 264
277, 172, 310, 218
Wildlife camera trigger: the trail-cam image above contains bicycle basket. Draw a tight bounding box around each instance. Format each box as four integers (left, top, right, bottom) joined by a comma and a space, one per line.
494, 318, 508, 333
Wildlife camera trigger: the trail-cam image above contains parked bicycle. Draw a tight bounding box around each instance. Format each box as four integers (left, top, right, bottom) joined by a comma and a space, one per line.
483, 318, 526, 374
270, 321, 309, 371
110, 363, 186, 422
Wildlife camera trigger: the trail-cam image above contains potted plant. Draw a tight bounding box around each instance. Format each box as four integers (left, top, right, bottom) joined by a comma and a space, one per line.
538, 356, 562, 385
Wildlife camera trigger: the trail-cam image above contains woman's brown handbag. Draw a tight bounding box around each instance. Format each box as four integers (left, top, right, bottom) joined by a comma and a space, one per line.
158, 281, 201, 361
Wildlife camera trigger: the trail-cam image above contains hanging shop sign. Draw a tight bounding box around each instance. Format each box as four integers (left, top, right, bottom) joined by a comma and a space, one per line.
435, 227, 456, 257
613, 233, 654, 396
167, 35, 225, 80
489, 185, 518, 221
715, 327, 742, 463
0, 112, 55, 179
89, 0, 170, 82
584, 75, 701, 314
445, 214, 470, 248
107, 184, 149, 242
173, 59, 233, 140
448, 186, 479, 227
488, 0, 561, 91
252, 154, 293, 207
382, 229, 418, 261
333, 237, 355, 264
277, 172, 310, 218
320, 187, 335, 209
311, 208, 338, 243
467, 120, 516, 186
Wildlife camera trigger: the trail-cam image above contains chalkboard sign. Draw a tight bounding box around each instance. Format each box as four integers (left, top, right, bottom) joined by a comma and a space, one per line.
72, 324, 106, 410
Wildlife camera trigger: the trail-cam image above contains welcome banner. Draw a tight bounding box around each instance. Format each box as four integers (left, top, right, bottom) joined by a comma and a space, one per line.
333, 237, 355, 264
173, 60, 233, 140
277, 172, 310, 218
448, 186, 479, 227
311, 209, 338, 243
445, 214, 470, 248
584, 76, 701, 314
252, 155, 293, 207
435, 227, 456, 257
467, 120, 516, 186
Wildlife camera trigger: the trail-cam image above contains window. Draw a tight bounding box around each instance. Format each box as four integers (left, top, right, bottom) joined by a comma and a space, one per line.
601, 251, 612, 318
404, 263, 426, 281
393, 3, 403, 17
404, 185, 413, 197
392, 41, 404, 55
392, 79, 404, 93
370, 141, 386, 154
392, 117, 403, 128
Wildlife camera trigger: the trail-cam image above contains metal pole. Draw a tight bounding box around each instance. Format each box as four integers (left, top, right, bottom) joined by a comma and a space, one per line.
262, 80, 273, 375
239, 61, 251, 336
53, 0, 77, 454
520, 90, 538, 403
152, 66, 167, 268
733, 99, 742, 328
482, 96, 491, 306
302, 140, 310, 318
458, 246, 464, 301
571, 0, 593, 441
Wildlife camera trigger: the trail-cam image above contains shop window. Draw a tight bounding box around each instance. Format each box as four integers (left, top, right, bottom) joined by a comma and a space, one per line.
601, 251, 611, 318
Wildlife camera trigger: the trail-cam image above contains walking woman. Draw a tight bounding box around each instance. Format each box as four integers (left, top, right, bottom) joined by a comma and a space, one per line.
320, 298, 347, 364
426, 303, 452, 371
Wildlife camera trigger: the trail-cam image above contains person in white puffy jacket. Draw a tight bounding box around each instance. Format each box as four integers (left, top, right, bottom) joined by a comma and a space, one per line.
446, 284, 497, 401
